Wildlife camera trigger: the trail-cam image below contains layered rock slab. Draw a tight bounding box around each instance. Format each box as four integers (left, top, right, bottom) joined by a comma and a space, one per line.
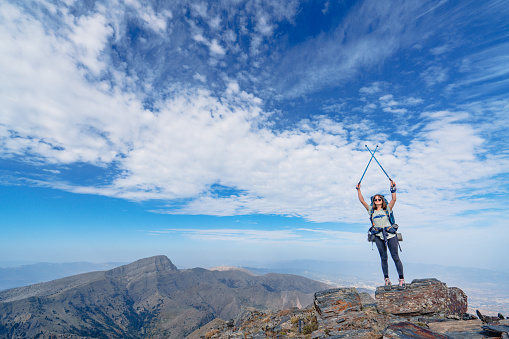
314, 288, 362, 317
314, 288, 393, 335
375, 278, 467, 316
383, 322, 451, 339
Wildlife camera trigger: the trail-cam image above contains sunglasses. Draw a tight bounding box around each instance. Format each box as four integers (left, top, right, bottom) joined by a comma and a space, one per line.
373, 198, 382, 202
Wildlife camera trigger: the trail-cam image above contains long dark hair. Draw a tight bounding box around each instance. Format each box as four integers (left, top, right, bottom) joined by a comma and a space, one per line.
371, 194, 387, 210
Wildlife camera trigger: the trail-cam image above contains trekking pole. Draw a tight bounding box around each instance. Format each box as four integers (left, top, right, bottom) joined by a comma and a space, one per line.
358, 145, 378, 184
365, 145, 392, 181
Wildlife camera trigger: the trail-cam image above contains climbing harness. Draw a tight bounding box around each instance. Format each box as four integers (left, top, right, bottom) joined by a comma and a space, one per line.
367, 195, 402, 252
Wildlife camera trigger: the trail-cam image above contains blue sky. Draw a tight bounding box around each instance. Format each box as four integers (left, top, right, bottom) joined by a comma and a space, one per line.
1, 0, 508, 272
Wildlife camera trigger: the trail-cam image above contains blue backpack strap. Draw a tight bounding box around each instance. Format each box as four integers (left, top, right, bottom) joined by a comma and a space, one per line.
382, 196, 394, 225
384, 206, 402, 252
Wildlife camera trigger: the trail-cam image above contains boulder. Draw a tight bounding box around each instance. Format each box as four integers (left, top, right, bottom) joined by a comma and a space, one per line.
428, 319, 509, 338
314, 288, 392, 333
314, 288, 362, 318
375, 278, 467, 316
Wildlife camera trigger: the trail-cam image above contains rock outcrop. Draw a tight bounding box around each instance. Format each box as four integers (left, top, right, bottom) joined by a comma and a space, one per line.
314, 287, 362, 317
375, 278, 468, 316
309, 278, 505, 339
200, 278, 509, 338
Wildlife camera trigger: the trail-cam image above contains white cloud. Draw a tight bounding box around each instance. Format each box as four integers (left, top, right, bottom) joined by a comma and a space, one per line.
404, 97, 424, 105
193, 34, 207, 43
125, 0, 171, 33
193, 73, 207, 83
190, 2, 208, 18
208, 16, 221, 30
358, 103, 377, 113
255, 14, 274, 36
321, 102, 346, 113
376, 94, 422, 116
383, 107, 408, 115
379, 94, 398, 106
161, 228, 301, 242
210, 39, 226, 55
193, 35, 226, 56
42, 169, 61, 174
322, 1, 330, 15
68, 11, 113, 76
430, 43, 452, 56
359, 82, 385, 95
148, 227, 363, 246
0, 3, 161, 167
414, 0, 450, 20
420, 65, 449, 86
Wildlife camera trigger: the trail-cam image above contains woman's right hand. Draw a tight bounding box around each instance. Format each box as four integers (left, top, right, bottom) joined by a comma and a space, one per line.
357, 183, 370, 210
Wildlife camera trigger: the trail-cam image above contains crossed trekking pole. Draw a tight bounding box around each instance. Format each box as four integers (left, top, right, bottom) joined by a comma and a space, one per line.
358, 145, 393, 184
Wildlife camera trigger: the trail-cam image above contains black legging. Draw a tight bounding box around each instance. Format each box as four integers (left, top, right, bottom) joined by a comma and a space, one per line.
375, 235, 404, 279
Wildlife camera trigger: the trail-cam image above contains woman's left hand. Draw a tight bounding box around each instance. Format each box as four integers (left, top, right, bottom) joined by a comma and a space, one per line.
390, 180, 397, 194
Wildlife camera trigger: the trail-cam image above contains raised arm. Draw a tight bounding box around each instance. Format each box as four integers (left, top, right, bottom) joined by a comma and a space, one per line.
356, 183, 370, 211
388, 180, 397, 210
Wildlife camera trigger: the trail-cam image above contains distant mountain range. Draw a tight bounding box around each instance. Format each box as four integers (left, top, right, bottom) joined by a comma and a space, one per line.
0, 261, 126, 291
1, 256, 507, 324
0, 256, 331, 338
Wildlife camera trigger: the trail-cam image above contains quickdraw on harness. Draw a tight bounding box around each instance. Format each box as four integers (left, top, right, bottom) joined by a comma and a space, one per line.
367, 194, 402, 252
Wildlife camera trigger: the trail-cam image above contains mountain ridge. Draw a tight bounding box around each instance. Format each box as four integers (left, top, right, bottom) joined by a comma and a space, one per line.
0, 255, 332, 339
2, 257, 507, 315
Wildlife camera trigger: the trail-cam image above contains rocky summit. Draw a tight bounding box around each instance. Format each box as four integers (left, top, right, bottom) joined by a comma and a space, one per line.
203, 278, 509, 338
2, 261, 508, 339
0, 256, 331, 339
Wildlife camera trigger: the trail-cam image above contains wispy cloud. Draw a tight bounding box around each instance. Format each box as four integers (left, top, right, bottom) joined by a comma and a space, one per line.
421, 66, 449, 87
273, 1, 444, 98
146, 227, 364, 245
359, 82, 387, 95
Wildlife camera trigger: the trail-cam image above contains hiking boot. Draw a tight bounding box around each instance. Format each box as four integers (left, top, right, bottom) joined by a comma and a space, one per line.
384, 278, 392, 291
397, 278, 406, 290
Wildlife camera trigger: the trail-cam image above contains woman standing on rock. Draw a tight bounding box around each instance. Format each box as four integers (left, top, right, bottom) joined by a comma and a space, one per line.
356, 180, 405, 290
